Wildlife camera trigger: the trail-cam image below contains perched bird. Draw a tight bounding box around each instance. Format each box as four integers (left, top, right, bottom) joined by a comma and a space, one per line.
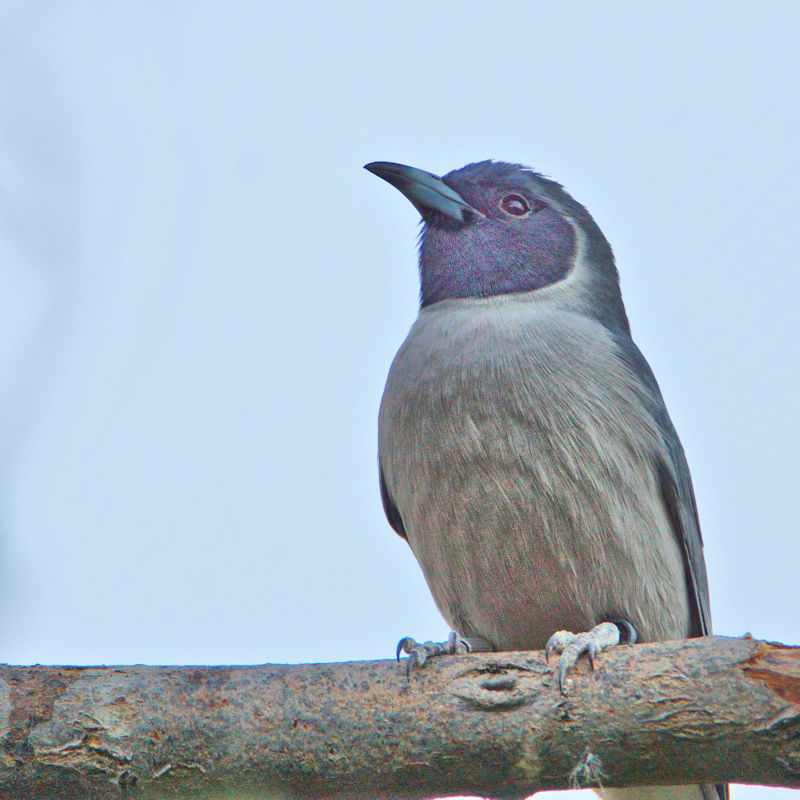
367, 160, 725, 800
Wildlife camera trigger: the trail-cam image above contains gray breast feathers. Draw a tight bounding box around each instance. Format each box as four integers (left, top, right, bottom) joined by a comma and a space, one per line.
378, 298, 696, 650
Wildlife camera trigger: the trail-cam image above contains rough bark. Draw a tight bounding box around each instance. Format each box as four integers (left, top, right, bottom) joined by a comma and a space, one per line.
0, 635, 797, 799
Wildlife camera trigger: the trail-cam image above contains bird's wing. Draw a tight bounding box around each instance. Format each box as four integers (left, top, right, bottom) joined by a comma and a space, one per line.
656, 432, 713, 637
379, 462, 407, 540
615, 335, 712, 638
616, 336, 725, 800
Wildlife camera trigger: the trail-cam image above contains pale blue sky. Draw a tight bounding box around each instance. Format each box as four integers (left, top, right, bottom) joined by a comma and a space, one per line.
1, 4, 797, 799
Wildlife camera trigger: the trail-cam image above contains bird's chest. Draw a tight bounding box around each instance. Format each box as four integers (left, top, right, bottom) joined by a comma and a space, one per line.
378, 303, 675, 646
379, 306, 647, 503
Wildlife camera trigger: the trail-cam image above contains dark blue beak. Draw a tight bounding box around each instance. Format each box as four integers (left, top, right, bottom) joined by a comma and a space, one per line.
365, 161, 483, 223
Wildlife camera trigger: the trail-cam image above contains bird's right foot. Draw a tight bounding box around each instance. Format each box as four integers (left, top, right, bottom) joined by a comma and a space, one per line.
396, 632, 492, 675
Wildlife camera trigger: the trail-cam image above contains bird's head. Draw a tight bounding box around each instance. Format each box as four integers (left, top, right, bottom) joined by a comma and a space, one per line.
365, 160, 628, 332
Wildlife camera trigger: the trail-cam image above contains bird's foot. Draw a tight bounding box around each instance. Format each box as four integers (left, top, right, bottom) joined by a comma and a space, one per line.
396, 631, 492, 676
545, 620, 637, 694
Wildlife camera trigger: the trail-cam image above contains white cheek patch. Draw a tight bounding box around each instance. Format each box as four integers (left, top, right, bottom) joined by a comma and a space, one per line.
564, 215, 589, 280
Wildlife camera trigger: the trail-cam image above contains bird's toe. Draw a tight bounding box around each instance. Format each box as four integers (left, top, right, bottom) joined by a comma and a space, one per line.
550, 621, 634, 694
395, 632, 491, 675
545, 629, 577, 662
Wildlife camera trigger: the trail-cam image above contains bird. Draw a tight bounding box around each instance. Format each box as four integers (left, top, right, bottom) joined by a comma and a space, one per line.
366, 159, 725, 800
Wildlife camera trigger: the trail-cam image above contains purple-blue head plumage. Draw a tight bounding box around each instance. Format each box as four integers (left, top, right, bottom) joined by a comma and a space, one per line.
366, 160, 629, 333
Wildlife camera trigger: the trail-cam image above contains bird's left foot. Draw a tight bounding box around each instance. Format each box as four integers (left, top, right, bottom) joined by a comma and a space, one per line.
545, 620, 637, 694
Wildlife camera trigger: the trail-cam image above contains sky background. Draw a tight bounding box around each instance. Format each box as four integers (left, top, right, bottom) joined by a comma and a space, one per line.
1, 3, 798, 799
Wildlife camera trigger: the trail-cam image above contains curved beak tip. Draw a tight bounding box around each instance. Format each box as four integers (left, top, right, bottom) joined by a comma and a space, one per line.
364, 160, 482, 222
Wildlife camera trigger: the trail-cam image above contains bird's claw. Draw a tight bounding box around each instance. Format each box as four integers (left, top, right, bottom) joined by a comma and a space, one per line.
396, 632, 464, 675
545, 630, 577, 664
545, 621, 634, 694
396, 632, 490, 676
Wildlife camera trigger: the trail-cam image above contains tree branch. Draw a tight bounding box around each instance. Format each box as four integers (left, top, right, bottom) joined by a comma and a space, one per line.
0, 635, 798, 799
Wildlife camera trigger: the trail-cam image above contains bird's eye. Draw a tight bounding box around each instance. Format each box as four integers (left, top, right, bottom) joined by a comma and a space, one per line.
500, 194, 531, 217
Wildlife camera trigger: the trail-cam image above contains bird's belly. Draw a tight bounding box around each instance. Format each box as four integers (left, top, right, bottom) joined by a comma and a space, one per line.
403, 452, 687, 651
379, 304, 692, 649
